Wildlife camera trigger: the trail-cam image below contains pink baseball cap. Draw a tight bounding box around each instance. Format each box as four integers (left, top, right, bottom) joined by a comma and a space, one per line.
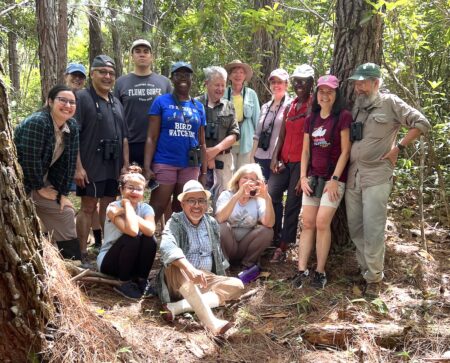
317, 75, 340, 89
269, 68, 289, 82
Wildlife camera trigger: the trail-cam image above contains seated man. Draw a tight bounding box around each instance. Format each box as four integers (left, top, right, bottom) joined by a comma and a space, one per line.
156, 180, 244, 335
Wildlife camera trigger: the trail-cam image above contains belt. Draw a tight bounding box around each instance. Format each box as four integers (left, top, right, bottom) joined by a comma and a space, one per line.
218, 148, 232, 155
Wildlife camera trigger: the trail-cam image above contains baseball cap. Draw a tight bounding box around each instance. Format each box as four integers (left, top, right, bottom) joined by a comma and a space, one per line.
269, 68, 289, 82
348, 63, 381, 80
177, 180, 211, 201
91, 55, 115, 69
291, 64, 315, 79
65, 63, 87, 77
171, 61, 193, 74
131, 39, 152, 53
317, 75, 340, 89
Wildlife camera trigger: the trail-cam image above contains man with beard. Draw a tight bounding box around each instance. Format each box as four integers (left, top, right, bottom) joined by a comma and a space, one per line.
346, 63, 430, 297
269, 64, 314, 263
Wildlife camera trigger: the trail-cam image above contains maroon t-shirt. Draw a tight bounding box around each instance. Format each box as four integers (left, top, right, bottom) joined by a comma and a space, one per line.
304, 110, 352, 181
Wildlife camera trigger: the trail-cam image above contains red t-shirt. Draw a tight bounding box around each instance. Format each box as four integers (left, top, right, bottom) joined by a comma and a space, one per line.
304, 109, 352, 181
280, 97, 311, 163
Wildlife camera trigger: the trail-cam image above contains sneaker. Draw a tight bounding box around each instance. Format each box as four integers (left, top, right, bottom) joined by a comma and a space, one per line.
292, 269, 310, 288
310, 271, 327, 289
141, 280, 157, 299
364, 281, 381, 299
270, 247, 286, 263
113, 281, 142, 300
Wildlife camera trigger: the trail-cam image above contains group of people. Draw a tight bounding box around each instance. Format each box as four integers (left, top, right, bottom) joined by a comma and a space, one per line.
13, 37, 431, 335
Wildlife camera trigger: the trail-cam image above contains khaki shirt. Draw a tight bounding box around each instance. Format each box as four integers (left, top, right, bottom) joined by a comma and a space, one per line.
347, 92, 430, 189
197, 94, 240, 148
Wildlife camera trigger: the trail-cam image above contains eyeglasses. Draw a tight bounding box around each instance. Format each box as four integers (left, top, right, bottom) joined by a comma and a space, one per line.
184, 198, 208, 206
55, 97, 76, 106
123, 185, 144, 193
95, 69, 116, 77
172, 72, 193, 80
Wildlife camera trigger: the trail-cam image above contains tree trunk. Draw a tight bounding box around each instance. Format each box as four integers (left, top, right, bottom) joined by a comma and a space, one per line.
36, 0, 58, 103
7, 1, 20, 94
329, 0, 384, 249
0, 76, 52, 362
250, 0, 280, 104
142, 0, 157, 33
56, 0, 68, 84
110, 6, 123, 78
331, 0, 384, 104
88, 1, 103, 67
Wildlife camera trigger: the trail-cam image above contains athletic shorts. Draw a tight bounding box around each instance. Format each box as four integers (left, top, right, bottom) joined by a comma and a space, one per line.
152, 163, 199, 185
76, 179, 119, 198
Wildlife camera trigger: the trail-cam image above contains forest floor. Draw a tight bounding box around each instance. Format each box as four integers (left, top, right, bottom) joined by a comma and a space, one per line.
50, 205, 450, 363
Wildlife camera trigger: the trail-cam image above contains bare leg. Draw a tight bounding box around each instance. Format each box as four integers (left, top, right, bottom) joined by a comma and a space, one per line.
150, 183, 176, 225
315, 206, 338, 273
99, 196, 115, 230
298, 205, 319, 271
76, 196, 97, 254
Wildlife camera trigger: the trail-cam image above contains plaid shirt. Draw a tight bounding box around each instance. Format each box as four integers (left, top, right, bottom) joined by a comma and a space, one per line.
14, 110, 79, 196
182, 213, 213, 271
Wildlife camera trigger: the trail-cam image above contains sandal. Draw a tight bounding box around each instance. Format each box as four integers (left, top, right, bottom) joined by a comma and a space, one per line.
270, 247, 286, 263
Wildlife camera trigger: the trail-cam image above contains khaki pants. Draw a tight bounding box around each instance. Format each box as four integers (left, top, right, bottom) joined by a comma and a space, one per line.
164, 264, 244, 305
211, 152, 234, 204
345, 172, 392, 283
31, 190, 77, 241
231, 144, 251, 171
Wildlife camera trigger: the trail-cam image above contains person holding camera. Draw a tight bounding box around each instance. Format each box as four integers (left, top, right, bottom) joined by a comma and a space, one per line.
345, 63, 430, 298
293, 75, 352, 289
215, 164, 275, 269
196, 66, 239, 206
75, 55, 129, 264
251, 69, 292, 181
269, 65, 315, 263
144, 62, 207, 225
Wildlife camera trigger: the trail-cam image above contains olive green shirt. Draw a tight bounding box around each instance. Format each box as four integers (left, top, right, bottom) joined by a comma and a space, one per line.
197, 94, 240, 148
347, 92, 431, 189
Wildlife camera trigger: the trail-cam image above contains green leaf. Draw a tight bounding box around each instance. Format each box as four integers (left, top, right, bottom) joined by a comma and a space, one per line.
371, 298, 389, 315
359, 13, 374, 26
427, 80, 443, 89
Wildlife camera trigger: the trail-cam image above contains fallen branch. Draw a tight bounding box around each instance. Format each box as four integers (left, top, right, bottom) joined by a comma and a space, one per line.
78, 276, 122, 286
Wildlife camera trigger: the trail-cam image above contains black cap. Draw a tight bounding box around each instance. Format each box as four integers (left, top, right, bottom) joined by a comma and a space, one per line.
91, 55, 115, 69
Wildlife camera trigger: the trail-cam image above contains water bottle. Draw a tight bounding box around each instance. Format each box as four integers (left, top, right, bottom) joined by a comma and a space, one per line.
238, 264, 261, 284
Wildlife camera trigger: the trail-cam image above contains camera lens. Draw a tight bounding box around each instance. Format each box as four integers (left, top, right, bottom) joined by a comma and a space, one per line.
250, 190, 256, 196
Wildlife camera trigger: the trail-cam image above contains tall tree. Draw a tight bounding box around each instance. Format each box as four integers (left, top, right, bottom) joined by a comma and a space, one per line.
110, 5, 123, 78
88, 1, 103, 66
329, 0, 384, 247
0, 75, 52, 362
56, 0, 68, 84
36, 0, 58, 103
331, 0, 384, 103
7, 0, 20, 94
142, 0, 157, 33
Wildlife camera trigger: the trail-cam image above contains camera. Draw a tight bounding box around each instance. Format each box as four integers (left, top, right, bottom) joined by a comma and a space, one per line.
215, 159, 224, 170
350, 122, 363, 141
250, 190, 257, 196
148, 179, 159, 191
98, 139, 119, 160
205, 122, 219, 141
308, 176, 326, 198
258, 130, 272, 151
188, 147, 202, 167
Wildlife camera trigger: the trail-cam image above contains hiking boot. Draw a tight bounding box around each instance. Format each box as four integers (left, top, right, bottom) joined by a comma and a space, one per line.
364, 281, 382, 299
270, 247, 286, 263
310, 271, 327, 289
292, 269, 310, 288
113, 281, 142, 300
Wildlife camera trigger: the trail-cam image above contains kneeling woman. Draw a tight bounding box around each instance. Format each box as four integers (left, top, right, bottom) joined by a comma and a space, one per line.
215, 164, 275, 268
97, 165, 157, 299
293, 75, 351, 289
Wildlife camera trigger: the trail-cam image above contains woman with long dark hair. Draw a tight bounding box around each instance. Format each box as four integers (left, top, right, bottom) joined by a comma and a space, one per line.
14, 85, 81, 260
292, 75, 352, 289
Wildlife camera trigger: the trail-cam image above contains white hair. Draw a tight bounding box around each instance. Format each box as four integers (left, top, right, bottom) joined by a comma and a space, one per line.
203, 66, 227, 82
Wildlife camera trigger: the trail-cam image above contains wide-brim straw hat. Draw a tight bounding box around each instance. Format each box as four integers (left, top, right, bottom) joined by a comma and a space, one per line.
224, 59, 253, 82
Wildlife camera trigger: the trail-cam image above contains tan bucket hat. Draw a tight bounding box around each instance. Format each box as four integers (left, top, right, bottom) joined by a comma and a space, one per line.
224, 59, 253, 82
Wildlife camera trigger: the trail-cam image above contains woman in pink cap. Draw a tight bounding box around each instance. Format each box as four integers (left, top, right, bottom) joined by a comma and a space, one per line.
250, 68, 291, 181
292, 75, 352, 289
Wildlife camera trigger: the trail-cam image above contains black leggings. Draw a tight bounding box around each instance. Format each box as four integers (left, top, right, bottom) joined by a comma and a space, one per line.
101, 234, 157, 281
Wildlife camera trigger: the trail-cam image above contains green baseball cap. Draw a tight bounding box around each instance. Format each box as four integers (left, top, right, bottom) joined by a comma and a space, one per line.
348, 63, 381, 80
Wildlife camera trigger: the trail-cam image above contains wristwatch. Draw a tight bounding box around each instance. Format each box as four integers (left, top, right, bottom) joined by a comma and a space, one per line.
331, 175, 339, 181
397, 143, 406, 151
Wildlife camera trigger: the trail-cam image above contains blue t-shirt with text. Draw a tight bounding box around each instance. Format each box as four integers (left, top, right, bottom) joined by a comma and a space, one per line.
148, 93, 206, 167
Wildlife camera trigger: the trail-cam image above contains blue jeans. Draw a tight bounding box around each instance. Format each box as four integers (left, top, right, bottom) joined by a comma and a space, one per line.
268, 162, 302, 245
